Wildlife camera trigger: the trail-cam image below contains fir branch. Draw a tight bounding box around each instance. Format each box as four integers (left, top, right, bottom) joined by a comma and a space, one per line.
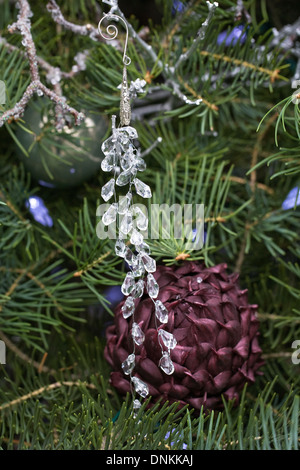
0, 330, 55, 374
174, 1, 219, 72
0, 380, 97, 412
200, 50, 284, 83
177, 75, 219, 111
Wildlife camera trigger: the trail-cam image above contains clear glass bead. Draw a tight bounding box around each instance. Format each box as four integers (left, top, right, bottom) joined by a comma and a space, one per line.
158, 329, 177, 350
121, 296, 135, 319
115, 238, 127, 258
116, 169, 132, 187
140, 253, 156, 273
118, 193, 132, 215
120, 211, 133, 235
133, 178, 152, 198
101, 136, 115, 156
132, 255, 145, 278
132, 279, 144, 298
121, 272, 136, 296
119, 126, 138, 140
146, 273, 159, 299
132, 322, 145, 346
122, 353, 135, 375
101, 178, 115, 202
101, 155, 114, 172
102, 203, 118, 226
130, 228, 144, 246
133, 399, 141, 411
124, 246, 138, 269
136, 242, 151, 255
134, 206, 148, 231
159, 352, 174, 375
155, 300, 169, 324
131, 376, 149, 398
134, 158, 146, 172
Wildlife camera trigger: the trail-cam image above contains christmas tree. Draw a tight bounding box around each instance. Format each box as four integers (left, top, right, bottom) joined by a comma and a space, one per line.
0, 0, 299, 450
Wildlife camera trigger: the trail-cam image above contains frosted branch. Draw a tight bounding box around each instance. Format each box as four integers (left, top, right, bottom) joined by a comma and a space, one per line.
174, 1, 219, 72
47, 0, 101, 41
0, 0, 85, 129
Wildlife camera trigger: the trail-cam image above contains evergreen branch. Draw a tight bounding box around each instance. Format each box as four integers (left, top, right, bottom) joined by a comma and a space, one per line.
224, 175, 274, 195
73, 251, 112, 277
200, 50, 284, 83
0, 380, 97, 412
235, 113, 279, 273
250, 112, 278, 192
0, 189, 28, 224
0, 330, 55, 375
177, 75, 219, 111
174, 1, 219, 72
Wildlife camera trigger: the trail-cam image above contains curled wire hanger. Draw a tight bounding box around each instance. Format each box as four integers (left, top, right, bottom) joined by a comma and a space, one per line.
98, 13, 131, 66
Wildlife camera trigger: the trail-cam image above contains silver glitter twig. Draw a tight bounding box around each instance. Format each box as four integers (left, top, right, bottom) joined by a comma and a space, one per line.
0, 0, 85, 129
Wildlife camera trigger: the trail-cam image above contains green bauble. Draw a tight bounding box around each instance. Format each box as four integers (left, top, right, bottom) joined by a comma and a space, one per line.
15, 98, 108, 189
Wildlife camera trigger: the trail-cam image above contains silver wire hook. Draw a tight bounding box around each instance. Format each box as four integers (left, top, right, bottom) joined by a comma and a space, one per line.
98, 13, 131, 66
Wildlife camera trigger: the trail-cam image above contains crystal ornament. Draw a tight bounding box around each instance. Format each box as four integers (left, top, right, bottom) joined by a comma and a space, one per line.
120, 211, 133, 234
134, 157, 146, 172
131, 377, 149, 398
132, 322, 145, 346
134, 178, 152, 198
133, 399, 141, 411
116, 168, 133, 186
102, 203, 118, 226
130, 228, 144, 246
158, 329, 177, 350
146, 273, 159, 299
155, 300, 169, 324
136, 241, 151, 254
118, 193, 132, 214
101, 155, 115, 172
98, 10, 173, 405
122, 353, 135, 375
115, 238, 126, 257
121, 296, 135, 319
132, 279, 144, 298
124, 246, 138, 269
141, 253, 156, 273
159, 352, 175, 375
119, 126, 138, 140
132, 256, 145, 278
101, 178, 115, 201
134, 206, 148, 231
121, 272, 136, 296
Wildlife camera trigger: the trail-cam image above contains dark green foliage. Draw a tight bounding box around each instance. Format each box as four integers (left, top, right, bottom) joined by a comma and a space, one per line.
0, 0, 299, 449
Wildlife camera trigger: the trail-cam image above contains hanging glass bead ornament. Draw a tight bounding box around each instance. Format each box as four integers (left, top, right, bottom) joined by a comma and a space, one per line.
98, 3, 175, 407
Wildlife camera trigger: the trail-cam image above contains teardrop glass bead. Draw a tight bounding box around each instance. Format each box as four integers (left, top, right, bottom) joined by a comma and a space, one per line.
122, 353, 135, 375
131, 376, 149, 398
159, 352, 175, 375
121, 296, 135, 319
101, 178, 115, 202
155, 300, 169, 324
132, 322, 145, 346
134, 178, 152, 198
121, 272, 136, 296
146, 273, 159, 299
